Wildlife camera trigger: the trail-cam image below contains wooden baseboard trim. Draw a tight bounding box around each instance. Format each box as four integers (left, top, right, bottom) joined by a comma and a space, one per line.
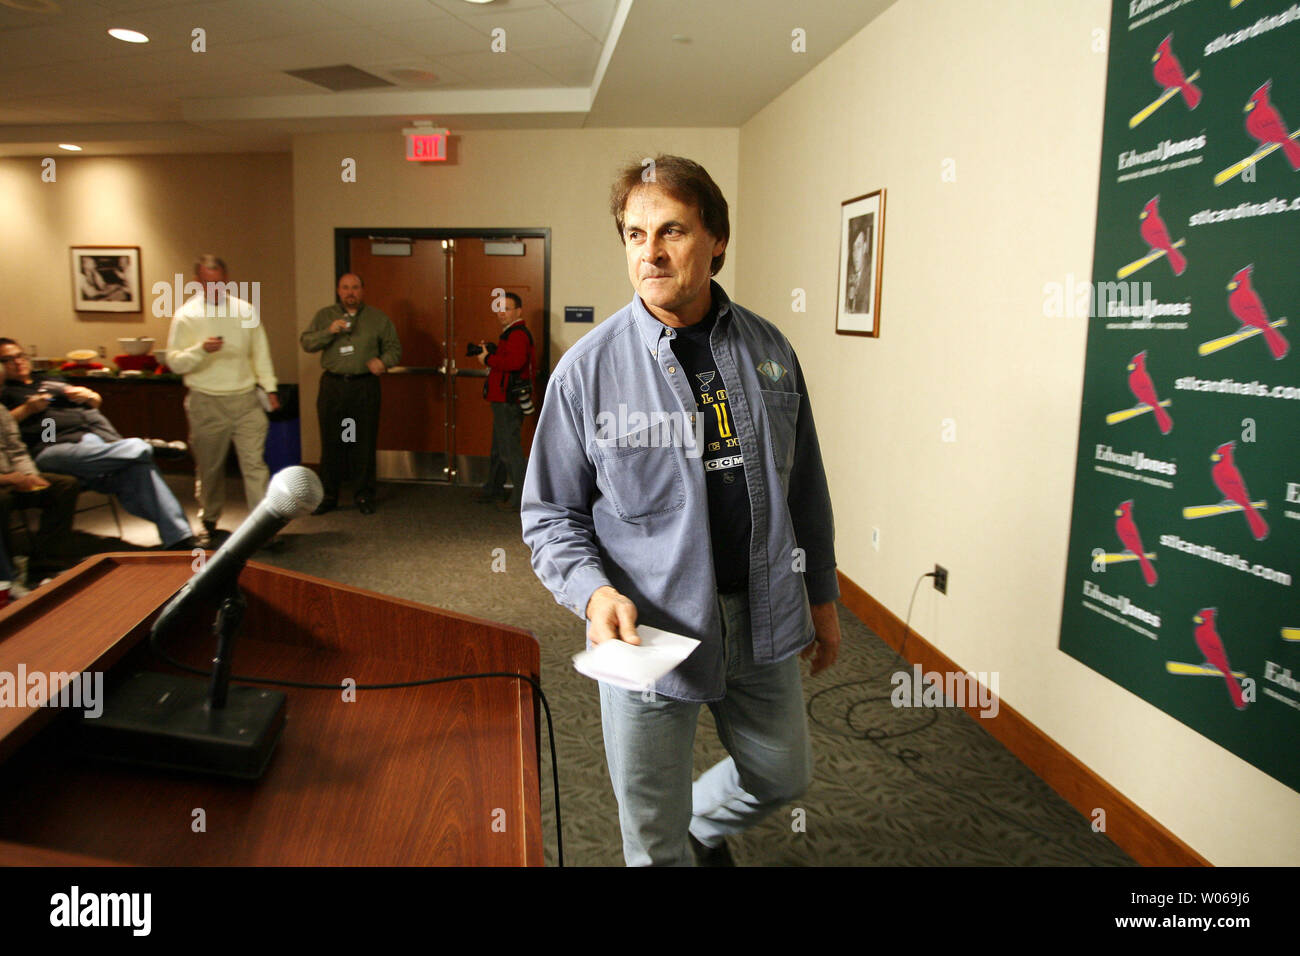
836, 571, 1209, 867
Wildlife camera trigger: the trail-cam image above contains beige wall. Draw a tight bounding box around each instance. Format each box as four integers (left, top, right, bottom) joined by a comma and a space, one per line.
0, 153, 297, 385
735, 0, 1298, 865
291, 127, 739, 463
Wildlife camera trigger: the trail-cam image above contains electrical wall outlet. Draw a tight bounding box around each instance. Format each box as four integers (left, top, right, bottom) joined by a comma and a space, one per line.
871, 527, 880, 552
933, 564, 948, 594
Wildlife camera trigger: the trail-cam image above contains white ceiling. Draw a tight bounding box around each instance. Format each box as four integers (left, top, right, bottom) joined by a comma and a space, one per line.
0, 0, 895, 155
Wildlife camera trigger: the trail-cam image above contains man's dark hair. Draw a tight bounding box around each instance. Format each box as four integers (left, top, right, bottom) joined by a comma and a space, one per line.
609, 155, 729, 276
504, 291, 522, 310
194, 253, 227, 275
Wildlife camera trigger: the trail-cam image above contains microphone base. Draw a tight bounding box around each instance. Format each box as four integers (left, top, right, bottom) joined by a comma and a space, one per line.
79, 671, 286, 780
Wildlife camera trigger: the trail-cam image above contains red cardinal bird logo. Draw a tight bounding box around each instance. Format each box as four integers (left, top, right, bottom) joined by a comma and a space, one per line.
1228, 265, 1289, 359
1245, 80, 1300, 171
1193, 608, 1247, 710
1127, 351, 1172, 434
1211, 441, 1269, 540
1152, 35, 1201, 110
1139, 197, 1187, 276
1114, 500, 1157, 586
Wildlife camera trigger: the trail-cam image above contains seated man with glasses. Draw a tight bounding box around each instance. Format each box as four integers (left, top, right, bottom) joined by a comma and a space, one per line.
0, 339, 197, 550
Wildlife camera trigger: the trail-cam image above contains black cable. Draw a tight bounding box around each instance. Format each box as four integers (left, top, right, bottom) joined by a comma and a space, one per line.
800, 569, 929, 718
148, 642, 565, 867
807, 571, 1069, 852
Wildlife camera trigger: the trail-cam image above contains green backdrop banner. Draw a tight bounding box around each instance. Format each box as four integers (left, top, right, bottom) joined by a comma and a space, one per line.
1060, 0, 1299, 792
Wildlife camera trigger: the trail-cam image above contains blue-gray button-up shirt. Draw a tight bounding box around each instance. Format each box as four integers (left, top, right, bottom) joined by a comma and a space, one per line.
521, 282, 837, 702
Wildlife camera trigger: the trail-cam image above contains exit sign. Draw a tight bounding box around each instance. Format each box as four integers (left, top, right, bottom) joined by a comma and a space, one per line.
405, 128, 448, 162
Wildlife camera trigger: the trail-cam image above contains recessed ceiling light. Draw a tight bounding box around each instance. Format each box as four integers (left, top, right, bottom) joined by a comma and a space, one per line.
108, 28, 149, 43
671, 34, 691, 43
58, 143, 81, 151
462, 0, 495, 5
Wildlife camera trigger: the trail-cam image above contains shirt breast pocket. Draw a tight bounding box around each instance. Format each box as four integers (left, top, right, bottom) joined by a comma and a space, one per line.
593, 426, 686, 520
760, 388, 801, 486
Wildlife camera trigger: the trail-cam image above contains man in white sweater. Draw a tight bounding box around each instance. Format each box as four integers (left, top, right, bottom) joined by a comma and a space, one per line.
166, 254, 279, 545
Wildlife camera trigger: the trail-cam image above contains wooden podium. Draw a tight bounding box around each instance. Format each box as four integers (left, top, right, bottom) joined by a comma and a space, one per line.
0, 553, 543, 866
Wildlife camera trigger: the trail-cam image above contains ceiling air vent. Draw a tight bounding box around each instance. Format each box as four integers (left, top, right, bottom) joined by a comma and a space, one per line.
285, 65, 395, 92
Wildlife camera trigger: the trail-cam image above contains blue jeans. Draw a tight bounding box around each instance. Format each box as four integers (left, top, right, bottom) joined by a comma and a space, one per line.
35, 434, 193, 547
598, 590, 813, 866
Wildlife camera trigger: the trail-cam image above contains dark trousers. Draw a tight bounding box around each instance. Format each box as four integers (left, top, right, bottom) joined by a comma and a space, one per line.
318, 373, 381, 501
0, 472, 79, 579
484, 401, 526, 507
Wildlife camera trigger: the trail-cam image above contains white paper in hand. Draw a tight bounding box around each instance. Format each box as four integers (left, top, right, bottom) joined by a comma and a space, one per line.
572, 625, 700, 692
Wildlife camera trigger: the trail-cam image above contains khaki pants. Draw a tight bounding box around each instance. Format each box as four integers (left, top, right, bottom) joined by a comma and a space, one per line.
185, 389, 269, 527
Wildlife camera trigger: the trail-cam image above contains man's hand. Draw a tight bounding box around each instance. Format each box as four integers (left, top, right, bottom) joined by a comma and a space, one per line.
801, 601, 842, 676
585, 585, 641, 645
62, 385, 99, 407
20, 393, 50, 416
476, 343, 489, 366
366, 357, 386, 376
267, 392, 280, 412
328, 318, 351, 334
202, 337, 223, 353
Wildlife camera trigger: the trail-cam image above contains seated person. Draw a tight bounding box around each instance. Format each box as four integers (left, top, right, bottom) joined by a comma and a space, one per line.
0, 339, 196, 550
0, 536, 15, 603
0, 535, 25, 604
0, 405, 78, 585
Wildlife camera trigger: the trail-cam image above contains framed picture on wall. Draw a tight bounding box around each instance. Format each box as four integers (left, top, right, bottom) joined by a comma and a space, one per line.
70, 246, 141, 313
835, 189, 885, 336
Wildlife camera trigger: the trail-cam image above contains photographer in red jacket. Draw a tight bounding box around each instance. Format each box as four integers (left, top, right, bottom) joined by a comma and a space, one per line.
475, 291, 534, 513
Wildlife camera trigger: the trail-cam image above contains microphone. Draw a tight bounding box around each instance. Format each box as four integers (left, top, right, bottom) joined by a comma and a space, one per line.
152, 465, 323, 640
83, 466, 324, 779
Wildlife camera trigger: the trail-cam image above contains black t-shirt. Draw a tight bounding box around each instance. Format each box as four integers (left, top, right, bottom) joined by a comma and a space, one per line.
669, 306, 752, 593
0, 374, 121, 452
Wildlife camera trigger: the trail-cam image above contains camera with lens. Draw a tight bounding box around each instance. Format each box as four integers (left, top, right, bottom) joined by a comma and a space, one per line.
466, 341, 497, 358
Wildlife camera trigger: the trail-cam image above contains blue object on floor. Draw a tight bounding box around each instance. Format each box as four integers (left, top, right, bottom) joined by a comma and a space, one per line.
265, 417, 301, 476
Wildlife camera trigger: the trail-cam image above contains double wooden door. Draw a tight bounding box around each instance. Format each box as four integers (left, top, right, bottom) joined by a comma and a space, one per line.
345, 233, 547, 484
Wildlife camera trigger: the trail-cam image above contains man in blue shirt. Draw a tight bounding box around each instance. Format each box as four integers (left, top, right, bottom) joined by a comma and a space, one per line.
521, 155, 841, 866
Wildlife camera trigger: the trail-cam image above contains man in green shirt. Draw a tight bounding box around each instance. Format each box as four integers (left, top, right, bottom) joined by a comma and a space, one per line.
300, 274, 401, 515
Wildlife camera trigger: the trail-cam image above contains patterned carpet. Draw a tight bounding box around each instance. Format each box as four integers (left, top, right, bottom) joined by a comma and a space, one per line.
67, 476, 1135, 867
